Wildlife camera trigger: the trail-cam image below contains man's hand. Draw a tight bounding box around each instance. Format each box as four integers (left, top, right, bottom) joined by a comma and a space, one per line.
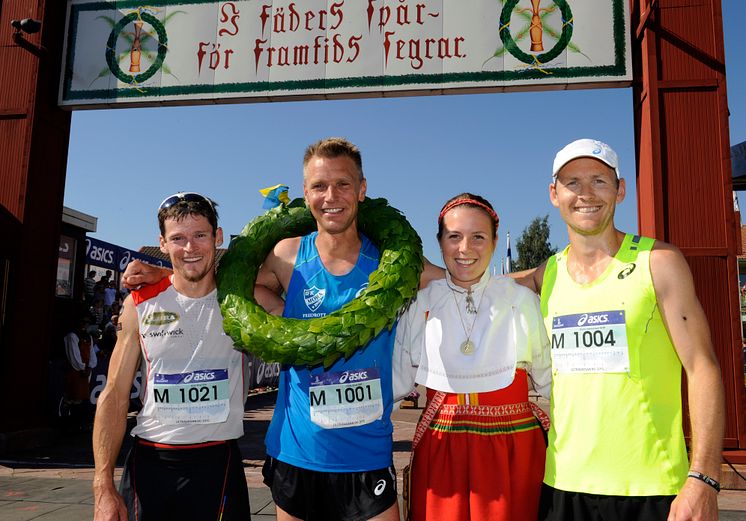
255, 284, 285, 316
667, 478, 718, 521
509, 263, 546, 295
93, 480, 128, 521
121, 260, 171, 289
254, 237, 297, 314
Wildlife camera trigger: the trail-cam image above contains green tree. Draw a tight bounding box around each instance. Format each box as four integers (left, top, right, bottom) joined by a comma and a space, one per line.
513, 215, 558, 271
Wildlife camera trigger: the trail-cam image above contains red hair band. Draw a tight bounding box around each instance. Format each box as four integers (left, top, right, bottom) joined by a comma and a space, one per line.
438, 198, 499, 225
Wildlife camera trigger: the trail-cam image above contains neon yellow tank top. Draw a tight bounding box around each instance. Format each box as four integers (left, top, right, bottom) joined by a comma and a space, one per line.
540, 234, 688, 496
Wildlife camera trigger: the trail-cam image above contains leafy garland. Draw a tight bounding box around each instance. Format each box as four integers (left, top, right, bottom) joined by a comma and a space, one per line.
217, 198, 424, 368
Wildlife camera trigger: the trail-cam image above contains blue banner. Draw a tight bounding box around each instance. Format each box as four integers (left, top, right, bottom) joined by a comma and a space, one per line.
85, 237, 171, 272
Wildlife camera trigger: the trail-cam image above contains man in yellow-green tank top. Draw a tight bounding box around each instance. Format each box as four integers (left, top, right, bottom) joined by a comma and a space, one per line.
519, 139, 725, 521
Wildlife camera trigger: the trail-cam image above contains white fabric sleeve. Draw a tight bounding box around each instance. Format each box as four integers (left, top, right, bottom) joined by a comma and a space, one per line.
88, 340, 98, 370
64, 332, 86, 371
523, 292, 552, 398
392, 297, 422, 402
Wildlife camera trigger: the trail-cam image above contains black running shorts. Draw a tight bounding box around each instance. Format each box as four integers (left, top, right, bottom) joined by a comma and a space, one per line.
119, 438, 251, 521
538, 483, 675, 521
262, 456, 397, 521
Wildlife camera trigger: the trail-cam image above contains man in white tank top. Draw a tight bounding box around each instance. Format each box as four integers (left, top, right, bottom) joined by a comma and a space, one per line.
92, 193, 251, 521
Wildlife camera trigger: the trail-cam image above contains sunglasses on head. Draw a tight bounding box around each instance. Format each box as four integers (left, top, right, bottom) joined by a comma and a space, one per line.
158, 192, 216, 213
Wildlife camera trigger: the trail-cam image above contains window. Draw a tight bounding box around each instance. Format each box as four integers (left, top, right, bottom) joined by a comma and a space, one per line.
57, 235, 76, 298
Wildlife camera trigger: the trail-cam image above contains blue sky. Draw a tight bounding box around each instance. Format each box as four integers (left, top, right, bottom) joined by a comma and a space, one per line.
64, 2, 746, 266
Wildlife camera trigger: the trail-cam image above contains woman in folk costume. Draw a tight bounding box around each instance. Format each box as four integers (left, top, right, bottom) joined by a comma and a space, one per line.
394, 193, 551, 521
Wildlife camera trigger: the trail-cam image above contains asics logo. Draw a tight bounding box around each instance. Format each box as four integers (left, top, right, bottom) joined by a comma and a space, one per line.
184, 371, 215, 383
577, 313, 608, 327
617, 263, 636, 279
339, 370, 368, 384
373, 479, 386, 496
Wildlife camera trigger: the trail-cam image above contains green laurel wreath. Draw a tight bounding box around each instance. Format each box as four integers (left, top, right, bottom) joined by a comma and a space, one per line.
217, 197, 424, 368
106, 12, 168, 84
500, 0, 573, 65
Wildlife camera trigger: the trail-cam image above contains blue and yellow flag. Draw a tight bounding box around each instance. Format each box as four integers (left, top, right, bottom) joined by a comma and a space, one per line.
504, 232, 512, 274
260, 184, 290, 209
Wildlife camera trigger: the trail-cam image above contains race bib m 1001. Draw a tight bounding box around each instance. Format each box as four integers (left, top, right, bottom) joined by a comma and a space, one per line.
309, 368, 383, 429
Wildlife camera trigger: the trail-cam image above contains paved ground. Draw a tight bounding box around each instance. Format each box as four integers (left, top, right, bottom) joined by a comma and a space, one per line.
1, 391, 745, 520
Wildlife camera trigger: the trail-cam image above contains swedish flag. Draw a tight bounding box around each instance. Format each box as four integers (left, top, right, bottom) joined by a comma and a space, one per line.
259, 184, 290, 209
505, 232, 512, 274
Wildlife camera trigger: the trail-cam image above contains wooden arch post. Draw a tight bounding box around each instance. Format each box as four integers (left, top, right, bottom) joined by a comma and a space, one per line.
632, 0, 745, 449
0, 1, 72, 436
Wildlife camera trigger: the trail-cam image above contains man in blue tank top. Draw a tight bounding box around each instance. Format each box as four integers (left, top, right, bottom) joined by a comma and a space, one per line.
255, 138, 402, 520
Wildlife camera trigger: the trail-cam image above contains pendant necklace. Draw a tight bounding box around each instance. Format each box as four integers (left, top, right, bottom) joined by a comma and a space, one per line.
465, 289, 477, 314
451, 286, 485, 355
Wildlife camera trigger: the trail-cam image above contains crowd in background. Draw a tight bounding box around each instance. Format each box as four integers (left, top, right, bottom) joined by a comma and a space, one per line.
56, 269, 128, 428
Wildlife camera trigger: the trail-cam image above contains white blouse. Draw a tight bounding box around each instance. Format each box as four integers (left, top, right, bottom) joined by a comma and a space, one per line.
393, 270, 551, 398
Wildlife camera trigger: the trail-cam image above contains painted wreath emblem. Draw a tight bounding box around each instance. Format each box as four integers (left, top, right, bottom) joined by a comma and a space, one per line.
500, 0, 574, 66
105, 11, 168, 85
217, 198, 424, 368
485, 0, 581, 71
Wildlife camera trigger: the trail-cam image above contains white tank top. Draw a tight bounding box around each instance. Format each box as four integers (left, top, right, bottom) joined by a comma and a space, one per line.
131, 278, 249, 443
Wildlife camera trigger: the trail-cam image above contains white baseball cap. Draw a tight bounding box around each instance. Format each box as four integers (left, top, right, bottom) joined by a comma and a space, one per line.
552, 138, 620, 179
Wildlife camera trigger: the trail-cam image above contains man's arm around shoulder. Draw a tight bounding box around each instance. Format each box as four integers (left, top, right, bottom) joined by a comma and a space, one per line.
509, 262, 547, 295
254, 237, 299, 315
420, 258, 445, 289
92, 295, 142, 521
121, 260, 172, 289
650, 242, 724, 521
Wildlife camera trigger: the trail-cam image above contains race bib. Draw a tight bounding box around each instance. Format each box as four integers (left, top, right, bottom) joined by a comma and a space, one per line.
152, 368, 230, 424
309, 368, 383, 429
550, 311, 630, 374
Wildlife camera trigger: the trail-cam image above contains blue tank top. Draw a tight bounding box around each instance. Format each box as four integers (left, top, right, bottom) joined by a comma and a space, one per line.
264, 232, 395, 472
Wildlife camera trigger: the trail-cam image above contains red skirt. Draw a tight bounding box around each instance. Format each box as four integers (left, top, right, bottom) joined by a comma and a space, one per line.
411, 370, 545, 521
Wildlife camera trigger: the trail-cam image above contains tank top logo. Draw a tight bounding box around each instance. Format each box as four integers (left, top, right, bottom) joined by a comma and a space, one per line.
143, 311, 179, 325
304, 286, 326, 312
355, 282, 369, 298
617, 263, 636, 280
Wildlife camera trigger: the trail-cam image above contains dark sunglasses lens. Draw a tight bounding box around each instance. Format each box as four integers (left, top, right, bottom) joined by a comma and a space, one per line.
159, 193, 210, 210
159, 195, 180, 210
181, 193, 208, 204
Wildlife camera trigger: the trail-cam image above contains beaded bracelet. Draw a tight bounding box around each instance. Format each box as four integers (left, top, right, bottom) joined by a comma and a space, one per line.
687, 471, 721, 493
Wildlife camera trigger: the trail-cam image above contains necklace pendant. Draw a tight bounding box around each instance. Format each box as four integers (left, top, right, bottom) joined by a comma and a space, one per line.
460, 340, 475, 355
465, 290, 477, 314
